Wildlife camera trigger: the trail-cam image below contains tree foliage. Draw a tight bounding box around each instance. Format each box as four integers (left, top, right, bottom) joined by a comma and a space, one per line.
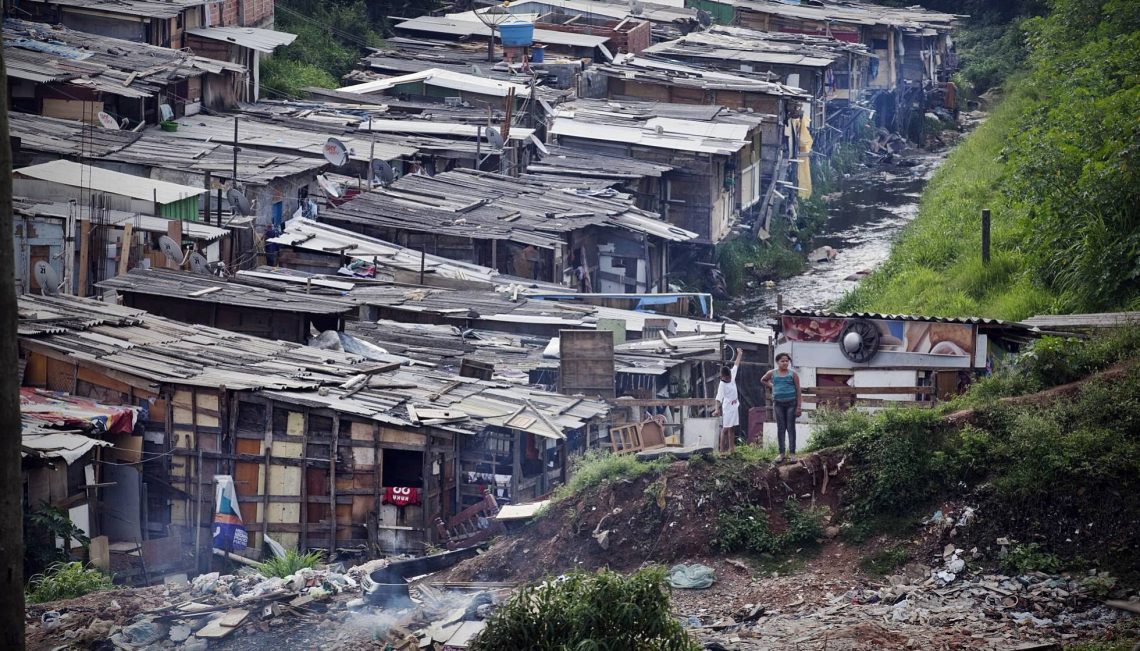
260, 0, 439, 98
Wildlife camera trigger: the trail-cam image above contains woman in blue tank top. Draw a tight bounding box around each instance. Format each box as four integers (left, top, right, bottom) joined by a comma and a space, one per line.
762, 352, 801, 462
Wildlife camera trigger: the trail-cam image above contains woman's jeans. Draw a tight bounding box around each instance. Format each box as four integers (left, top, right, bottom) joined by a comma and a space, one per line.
774, 400, 797, 455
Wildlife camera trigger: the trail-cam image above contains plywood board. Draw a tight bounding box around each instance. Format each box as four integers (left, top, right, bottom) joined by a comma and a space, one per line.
286, 411, 304, 436
42, 98, 101, 122
379, 428, 426, 448
350, 421, 373, 441
274, 439, 303, 459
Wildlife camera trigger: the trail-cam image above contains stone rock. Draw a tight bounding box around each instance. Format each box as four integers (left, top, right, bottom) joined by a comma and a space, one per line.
824, 526, 840, 539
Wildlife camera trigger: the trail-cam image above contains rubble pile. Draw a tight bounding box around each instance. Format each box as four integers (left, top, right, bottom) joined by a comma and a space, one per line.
24, 558, 512, 651
679, 559, 1138, 651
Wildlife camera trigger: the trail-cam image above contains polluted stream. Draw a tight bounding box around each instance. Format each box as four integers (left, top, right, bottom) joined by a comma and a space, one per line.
730, 148, 947, 326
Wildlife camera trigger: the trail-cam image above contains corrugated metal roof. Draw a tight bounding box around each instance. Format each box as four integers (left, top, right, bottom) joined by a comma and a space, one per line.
24, 0, 209, 19
97, 268, 357, 315
1020, 312, 1140, 331
394, 15, 610, 49
186, 27, 297, 53
779, 309, 1032, 329
339, 67, 534, 98
550, 118, 749, 155
16, 160, 207, 204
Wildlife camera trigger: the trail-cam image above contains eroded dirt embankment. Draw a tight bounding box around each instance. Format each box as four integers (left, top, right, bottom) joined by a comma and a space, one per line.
446, 450, 849, 583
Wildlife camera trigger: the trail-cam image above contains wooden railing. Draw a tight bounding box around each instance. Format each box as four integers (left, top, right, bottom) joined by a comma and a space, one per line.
434, 489, 503, 550
800, 385, 938, 409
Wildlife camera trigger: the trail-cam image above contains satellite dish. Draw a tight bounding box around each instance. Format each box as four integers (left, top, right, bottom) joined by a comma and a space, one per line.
227, 187, 252, 216
97, 111, 119, 130
371, 158, 396, 185
323, 137, 350, 167
317, 174, 341, 199
188, 252, 210, 274
629, 0, 644, 15
486, 126, 504, 150
34, 261, 62, 296
158, 235, 188, 268
696, 9, 712, 27
839, 319, 881, 363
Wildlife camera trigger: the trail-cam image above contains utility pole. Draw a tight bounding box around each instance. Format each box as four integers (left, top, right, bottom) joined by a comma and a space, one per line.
0, 38, 27, 651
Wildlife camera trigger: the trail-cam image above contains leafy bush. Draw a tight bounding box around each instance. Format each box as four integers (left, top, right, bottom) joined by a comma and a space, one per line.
470, 567, 699, 651
25, 504, 90, 580
845, 408, 946, 517
806, 407, 873, 450
716, 236, 804, 294
556, 450, 670, 501
256, 549, 324, 578
714, 501, 827, 555
714, 506, 779, 554
1002, 543, 1062, 574
26, 562, 114, 604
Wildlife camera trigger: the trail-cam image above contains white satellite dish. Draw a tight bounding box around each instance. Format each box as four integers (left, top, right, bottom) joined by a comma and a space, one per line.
188, 252, 210, 274
323, 137, 350, 167
227, 187, 252, 216
371, 159, 396, 185
317, 174, 342, 199
158, 235, 188, 267
34, 261, 62, 296
486, 126, 504, 150
97, 111, 120, 130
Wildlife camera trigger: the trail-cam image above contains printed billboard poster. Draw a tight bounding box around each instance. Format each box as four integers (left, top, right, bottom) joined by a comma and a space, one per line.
213, 475, 248, 551
902, 322, 975, 357
781, 316, 845, 342
782, 317, 975, 357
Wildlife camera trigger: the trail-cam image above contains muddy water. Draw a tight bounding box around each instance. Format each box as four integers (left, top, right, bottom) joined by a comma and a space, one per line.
731, 150, 947, 326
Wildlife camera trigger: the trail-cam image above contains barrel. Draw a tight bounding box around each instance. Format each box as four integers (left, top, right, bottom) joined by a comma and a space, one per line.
531, 45, 545, 63
499, 22, 534, 47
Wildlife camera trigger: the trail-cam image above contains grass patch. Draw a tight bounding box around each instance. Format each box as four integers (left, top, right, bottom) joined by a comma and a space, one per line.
728, 442, 778, 464
859, 546, 910, 577
27, 562, 114, 604
256, 549, 324, 578
555, 449, 670, 501
836, 81, 1050, 320
717, 235, 805, 294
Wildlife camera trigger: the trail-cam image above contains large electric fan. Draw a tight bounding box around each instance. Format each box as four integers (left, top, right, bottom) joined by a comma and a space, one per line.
839, 318, 881, 363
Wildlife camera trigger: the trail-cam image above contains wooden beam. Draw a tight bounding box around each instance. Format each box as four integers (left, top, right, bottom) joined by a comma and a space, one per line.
117, 222, 133, 277
76, 218, 91, 296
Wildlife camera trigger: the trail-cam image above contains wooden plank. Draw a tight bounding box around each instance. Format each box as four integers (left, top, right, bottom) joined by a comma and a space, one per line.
77, 219, 91, 296
330, 413, 339, 552
218, 609, 250, 627
803, 386, 935, 396
117, 223, 133, 277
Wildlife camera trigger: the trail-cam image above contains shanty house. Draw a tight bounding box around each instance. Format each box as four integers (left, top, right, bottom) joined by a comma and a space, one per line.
4, 19, 245, 124
18, 294, 606, 564
773, 310, 1036, 410
549, 100, 771, 243
20, 0, 279, 47
313, 168, 697, 292
699, 0, 958, 131
12, 197, 231, 297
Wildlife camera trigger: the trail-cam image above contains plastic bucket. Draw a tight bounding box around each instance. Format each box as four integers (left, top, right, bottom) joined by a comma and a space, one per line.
499, 22, 534, 47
